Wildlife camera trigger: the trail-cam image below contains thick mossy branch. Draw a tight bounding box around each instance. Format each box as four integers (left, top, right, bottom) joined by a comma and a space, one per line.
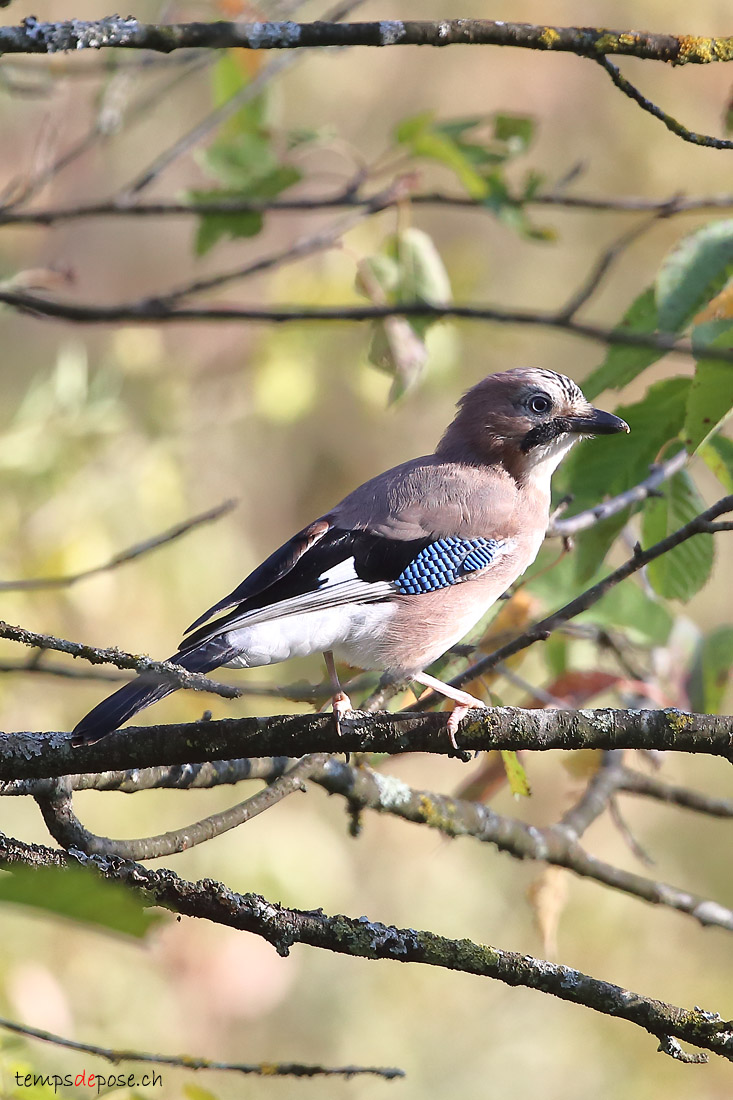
1, 707, 731, 782
0, 832, 730, 1063
1, 18, 733, 63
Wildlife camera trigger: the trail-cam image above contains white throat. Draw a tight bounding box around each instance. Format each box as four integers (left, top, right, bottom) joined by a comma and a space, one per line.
523, 434, 578, 483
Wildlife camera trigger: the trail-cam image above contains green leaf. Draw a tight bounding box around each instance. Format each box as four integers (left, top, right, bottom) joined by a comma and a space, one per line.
212, 52, 267, 138
656, 219, 733, 333
501, 750, 531, 798
683, 321, 733, 452
482, 173, 554, 241
190, 165, 300, 255
582, 578, 674, 645
687, 625, 733, 713
385, 228, 451, 309
189, 191, 263, 255
394, 110, 435, 144
557, 377, 690, 516
494, 113, 534, 150
582, 287, 660, 400
699, 433, 733, 491
0, 865, 163, 938
183, 1085, 219, 1100
528, 548, 673, 646
641, 470, 714, 601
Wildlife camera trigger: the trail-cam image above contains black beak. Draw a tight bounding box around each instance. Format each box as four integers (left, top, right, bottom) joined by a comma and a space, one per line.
567, 408, 630, 436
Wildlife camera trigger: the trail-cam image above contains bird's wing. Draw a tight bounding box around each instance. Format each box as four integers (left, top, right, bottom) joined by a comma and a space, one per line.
182, 457, 520, 649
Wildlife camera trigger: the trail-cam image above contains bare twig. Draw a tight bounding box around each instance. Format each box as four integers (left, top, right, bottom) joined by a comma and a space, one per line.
2, 52, 212, 209
0, 756, 290, 797
619, 768, 733, 817
5, 293, 733, 367
122, 0, 365, 195
0, 1014, 402, 1080
35, 754, 329, 859
547, 451, 687, 537
557, 210, 670, 321
5, 189, 733, 226
156, 180, 407, 304
597, 56, 733, 150
0, 834, 730, 1064
0, 499, 235, 592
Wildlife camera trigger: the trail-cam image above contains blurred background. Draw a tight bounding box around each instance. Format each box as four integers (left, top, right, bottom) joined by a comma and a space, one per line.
1, 0, 733, 1096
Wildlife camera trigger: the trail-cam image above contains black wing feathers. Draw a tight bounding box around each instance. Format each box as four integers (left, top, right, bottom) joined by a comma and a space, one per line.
183, 526, 433, 648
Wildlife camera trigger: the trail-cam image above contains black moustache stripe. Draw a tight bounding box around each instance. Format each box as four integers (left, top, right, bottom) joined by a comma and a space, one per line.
520, 417, 572, 453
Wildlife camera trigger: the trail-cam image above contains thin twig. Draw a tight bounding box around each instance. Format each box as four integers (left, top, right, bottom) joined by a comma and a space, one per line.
0, 1015, 403, 1080
122, 0, 365, 195
0, 499, 235, 592
557, 209, 671, 321
35, 754, 329, 859
156, 180, 407, 304
597, 56, 733, 150
0, 756, 290, 797
6, 293, 733, 366
547, 451, 687, 537
6, 189, 733, 226
619, 768, 733, 817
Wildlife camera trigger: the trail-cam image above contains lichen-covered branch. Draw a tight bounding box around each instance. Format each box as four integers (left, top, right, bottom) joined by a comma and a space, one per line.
0, 619, 241, 700
0, 832, 729, 1063
1, 18, 733, 64
548, 451, 687, 537
1, 706, 731, 784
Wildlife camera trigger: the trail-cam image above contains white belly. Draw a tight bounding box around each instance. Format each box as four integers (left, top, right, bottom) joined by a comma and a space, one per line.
224, 601, 397, 670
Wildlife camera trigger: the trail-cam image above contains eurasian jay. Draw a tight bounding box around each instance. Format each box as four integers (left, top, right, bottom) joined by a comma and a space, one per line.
71, 368, 628, 746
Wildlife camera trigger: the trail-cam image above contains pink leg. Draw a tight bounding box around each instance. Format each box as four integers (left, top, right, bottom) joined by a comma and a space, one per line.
324, 650, 352, 734
412, 671, 486, 750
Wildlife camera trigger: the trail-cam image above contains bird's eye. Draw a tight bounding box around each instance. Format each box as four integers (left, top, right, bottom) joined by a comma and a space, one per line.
528, 393, 552, 415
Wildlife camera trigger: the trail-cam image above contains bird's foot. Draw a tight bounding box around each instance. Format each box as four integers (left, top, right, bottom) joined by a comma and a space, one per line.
446, 695, 486, 750
331, 690, 353, 736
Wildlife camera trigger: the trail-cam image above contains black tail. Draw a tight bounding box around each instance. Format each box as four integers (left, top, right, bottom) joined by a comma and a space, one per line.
71, 639, 237, 746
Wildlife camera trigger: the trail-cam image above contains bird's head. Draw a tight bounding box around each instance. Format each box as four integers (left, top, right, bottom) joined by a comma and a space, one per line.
437, 367, 629, 481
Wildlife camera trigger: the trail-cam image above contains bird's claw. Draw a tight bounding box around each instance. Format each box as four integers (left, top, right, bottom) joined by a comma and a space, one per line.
446, 696, 487, 751
332, 690, 353, 736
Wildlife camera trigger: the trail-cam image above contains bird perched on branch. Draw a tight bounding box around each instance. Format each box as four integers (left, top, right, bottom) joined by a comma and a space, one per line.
72, 368, 628, 747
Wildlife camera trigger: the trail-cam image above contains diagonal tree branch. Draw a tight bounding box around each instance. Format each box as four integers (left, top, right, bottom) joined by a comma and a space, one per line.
0, 832, 730, 1064
597, 56, 733, 150
547, 451, 687, 537
0, 499, 235, 592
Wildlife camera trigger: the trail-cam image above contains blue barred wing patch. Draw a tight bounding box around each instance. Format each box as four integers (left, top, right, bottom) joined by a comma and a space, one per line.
394, 536, 500, 595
